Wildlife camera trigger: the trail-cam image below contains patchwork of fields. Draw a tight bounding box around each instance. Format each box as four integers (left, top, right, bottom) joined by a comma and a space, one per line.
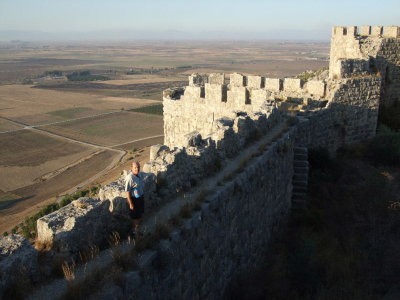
0, 40, 329, 233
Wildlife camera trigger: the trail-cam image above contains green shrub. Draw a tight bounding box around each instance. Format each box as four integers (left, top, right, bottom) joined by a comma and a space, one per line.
16, 189, 91, 239
66, 70, 109, 81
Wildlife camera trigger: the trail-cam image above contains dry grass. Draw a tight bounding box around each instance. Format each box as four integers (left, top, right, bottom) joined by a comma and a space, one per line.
78, 245, 100, 264
34, 239, 54, 252
62, 261, 76, 281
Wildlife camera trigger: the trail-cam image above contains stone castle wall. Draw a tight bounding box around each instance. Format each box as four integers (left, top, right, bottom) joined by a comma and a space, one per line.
329, 25, 400, 106
296, 76, 381, 150
164, 73, 326, 148
144, 105, 281, 197
0, 25, 397, 299
131, 130, 295, 300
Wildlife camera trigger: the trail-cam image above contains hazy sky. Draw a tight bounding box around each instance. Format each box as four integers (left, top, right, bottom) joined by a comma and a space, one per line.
0, 0, 399, 40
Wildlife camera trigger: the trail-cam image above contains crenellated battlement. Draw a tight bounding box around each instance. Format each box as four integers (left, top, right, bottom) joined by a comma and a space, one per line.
329, 25, 400, 106
169, 73, 326, 107
332, 25, 400, 38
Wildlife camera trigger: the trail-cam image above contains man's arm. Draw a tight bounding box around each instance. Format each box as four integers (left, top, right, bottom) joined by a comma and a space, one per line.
126, 191, 134, 210
125, 176, 134, 210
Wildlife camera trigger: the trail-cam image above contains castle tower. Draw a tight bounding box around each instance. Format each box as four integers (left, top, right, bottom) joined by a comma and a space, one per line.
329, 25, 400, 106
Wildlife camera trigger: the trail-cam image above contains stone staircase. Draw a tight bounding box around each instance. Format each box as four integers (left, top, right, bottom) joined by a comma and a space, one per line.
291, 146, 309, 210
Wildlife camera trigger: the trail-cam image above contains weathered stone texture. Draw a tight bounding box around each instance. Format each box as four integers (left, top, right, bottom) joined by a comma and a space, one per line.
208, 73, 225, 85
128, 133, 294, 300
284, 78, 303, 92
184, 85, 204, 99
189, 73, 207, 86
329, 25, 400, 106
297, 76, 381, 151
147, 104, 280, 198
305, 80, 326, 97
265, 78, 282, 91
37, 197, 112, 255
205, 83, 227, 102
0, 235, 39, 298
247, 75, 264, 89
383, 26, 400, 38
229, 73, 245, 87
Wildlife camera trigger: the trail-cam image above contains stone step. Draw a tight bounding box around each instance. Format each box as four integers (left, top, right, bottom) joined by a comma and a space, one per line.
294, 153, 308, 160
294, 167, 309, 174
292, 180, 308, 187
294, 147, 308, 155
294, 161, 309, 168
293, 174, 308, 181
293, 186, 307, 193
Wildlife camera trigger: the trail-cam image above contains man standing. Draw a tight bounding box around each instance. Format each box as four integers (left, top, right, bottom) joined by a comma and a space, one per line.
125, 161, 145, 237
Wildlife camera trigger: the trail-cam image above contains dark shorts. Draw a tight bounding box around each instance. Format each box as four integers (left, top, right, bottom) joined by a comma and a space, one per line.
129, 196, 144, 219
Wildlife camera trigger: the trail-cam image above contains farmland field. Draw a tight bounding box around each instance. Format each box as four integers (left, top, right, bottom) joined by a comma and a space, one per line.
0, 150, 118, 233
0, 39, 329, 233
42, 111, 163, 146
0, 119, 22, 132
0, 130, 96, 191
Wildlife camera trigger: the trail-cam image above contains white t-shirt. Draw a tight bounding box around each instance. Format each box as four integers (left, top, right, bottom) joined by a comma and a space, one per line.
124, 172, 144, 197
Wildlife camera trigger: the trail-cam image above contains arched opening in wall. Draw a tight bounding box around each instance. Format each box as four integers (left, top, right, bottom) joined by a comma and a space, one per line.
343, 27, 347, 36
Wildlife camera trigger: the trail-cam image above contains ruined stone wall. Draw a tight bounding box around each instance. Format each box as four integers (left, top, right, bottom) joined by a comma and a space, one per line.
131, 131, 294, 300
145, 105, 281, 199
164, 73, 326, 148
329, 25, 400, 106
1, 25, 395, 299
296, 76, 381, 151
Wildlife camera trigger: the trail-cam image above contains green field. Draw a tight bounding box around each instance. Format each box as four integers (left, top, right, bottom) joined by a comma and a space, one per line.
47, 107, 92, 119
129, 104, 163, 115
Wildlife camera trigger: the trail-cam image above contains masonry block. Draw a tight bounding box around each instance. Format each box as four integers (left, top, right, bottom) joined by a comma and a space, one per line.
208, 73, 225, 85
251, 89, 268, 102
150, 144, 169, 160
347, 26, 357, 36
359, 25, 371, 36
227, 86, 249, 105
284, 78, 303, 92
333, 26, 346, 36
205, 83, 227, 102
184, 86, 205, 99
247, 76, 264, 89
371, 26, 383, 36
230, 73, 246, 87
383, 26, 400, 38
189, 74, 207, 86
265, 78, 282, 92
306, 81, 326, 97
